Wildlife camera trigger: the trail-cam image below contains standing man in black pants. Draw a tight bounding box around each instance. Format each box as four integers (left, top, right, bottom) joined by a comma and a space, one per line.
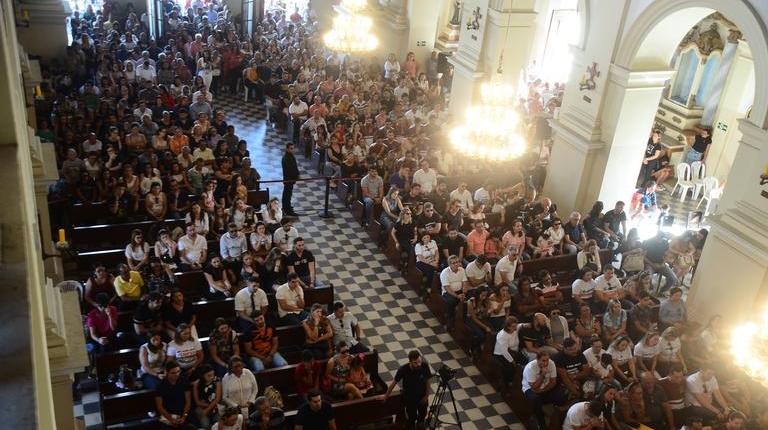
381, 350, 433, 430
282, 142, 299, 216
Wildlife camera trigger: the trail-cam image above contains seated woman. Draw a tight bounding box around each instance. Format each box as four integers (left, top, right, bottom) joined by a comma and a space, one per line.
346, 354, 374, 396
576, 239, 602, 273
574, 303, 601, 350
602, 299, 628, 343
208, 318, 240, 377
607, 335, 638, 386
125, 228, 151, 273
261, 198, 283, 233
466, 202, 488, 230
325, 341, 363, 400
145, 182, 168, 221
192, 364, 221, 428
262, 248, 287, 291
249, 222, 272, 262
185, 201, 210, 238
295, 350, 321, 400
634, 331, 660, 378
487, 284, 512, 331
226, 197, 253, 231
303, 303, 334, 360
163, 288, 198, 340
84, 264, 116, 312
656, 326, 686, 377
139, 330, 167, 390
167, 323, 204, 380
414, 233, 440, 297
668, 231, 696, 287
465, 286, 492, 361
544, 218, 566, 254
582, 201, 611, 250
203, 254, 236, 299
502, 219, 527, 259
379, 186, 404, 232
651, 149, 673, 191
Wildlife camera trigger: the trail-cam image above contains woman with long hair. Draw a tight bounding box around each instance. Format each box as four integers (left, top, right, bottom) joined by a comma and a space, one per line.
138, 330, 167, 390
125, 228, 150, 272
465, 286, 492, 360
262, 247, 287, 290
261, 197, 283, 233
185, 201, 211, 237
84, 263, 117, 311
324, 341, 362, 400
167, 323, 204, 380
192, 364, 222, 428
303, 303, 334, 360
634, 331, 660, 377
249, 222, 272, 260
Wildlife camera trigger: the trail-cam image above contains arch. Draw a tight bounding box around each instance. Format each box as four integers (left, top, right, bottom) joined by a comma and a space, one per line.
614, 0, 768, 129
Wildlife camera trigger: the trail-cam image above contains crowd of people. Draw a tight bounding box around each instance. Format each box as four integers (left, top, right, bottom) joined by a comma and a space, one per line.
40, 0, 764, 429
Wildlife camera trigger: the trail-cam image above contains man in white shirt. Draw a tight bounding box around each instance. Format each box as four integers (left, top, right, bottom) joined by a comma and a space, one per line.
495, 247, 522, 293
412, 159, 438, 194
327, 301, 369, 354
220, 222, 248, 271
465, 254, 492, 287
449, 182, 474, 211
439, 255, 468, 330
275, 273, 309, 325
272, 218, 299, 253
177, 224, 208, 271
521, 351, 566, 430
234, 275, 269, 331
288, 95, 309, 145
563, 400, 605, 430
685, 366, 730, 423
192, 140, 215, 166
594, 266, 628, 313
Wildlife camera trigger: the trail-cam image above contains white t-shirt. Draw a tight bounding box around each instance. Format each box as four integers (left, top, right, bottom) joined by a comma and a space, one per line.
466, 260, 491, 283
412, 168, 437, 193
594, 274, 622, 299
494, 256, 519, 286
634, 342, 660, 359
563, 401, 597, 430
685, 373, 719, 407
494, 324, 525, 361
167, 339, 202, 370
275, 283, 304, 318
177, 234, 208, 264
521, 359, 557, 392
439, 266, 467, 294
572, 279, 597, 300
211, 414, 244, 430
607, 345, 633, 365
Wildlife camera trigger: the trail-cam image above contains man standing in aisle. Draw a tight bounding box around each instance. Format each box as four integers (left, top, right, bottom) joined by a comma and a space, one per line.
282, 142, 299, 216
381, 350, 432, 430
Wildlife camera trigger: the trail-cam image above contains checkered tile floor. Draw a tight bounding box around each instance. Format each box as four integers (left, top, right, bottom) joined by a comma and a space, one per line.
74, 92, 524, 429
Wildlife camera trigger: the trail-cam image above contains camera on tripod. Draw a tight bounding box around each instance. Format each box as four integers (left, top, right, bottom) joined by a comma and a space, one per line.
437, 364, 457, 383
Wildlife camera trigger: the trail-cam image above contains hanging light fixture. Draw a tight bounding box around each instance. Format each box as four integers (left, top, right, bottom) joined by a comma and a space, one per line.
449, 3, 528, 162
324, 0, 378, 53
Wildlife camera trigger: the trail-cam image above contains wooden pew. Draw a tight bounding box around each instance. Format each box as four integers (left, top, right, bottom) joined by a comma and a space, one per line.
69, 202, 112, 227
77, 248, 126, 273
283, 393, 404, 430
247, 188, 270, 209
520, 249, 614, 285
71, 219, 185, 251
101, 389, 160, 429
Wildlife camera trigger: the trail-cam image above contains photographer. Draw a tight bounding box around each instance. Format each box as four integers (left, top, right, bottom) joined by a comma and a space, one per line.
381, 350, 433, 430
563, 400, 605, 430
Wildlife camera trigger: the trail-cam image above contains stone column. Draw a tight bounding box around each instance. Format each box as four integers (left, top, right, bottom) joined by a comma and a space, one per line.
700, 33, 740, 126
15, 0, 71, 60
686, 119, 768, 323
543, 63, 674, 212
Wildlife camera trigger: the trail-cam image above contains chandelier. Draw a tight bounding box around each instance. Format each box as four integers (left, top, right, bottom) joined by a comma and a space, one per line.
450, 77, 527, 161
323, 0, 378, 53
731, 313, 768, 388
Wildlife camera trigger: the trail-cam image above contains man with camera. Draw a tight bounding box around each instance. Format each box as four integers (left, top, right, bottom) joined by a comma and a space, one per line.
381, 350, 433, 430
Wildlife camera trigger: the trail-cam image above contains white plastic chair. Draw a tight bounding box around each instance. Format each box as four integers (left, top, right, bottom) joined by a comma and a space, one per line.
690, 161, 706, 199
696, 177, 720, 215
670, 163, 694, 201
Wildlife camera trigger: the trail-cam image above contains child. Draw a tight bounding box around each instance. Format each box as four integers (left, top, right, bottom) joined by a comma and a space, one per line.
536, 231, 555, 258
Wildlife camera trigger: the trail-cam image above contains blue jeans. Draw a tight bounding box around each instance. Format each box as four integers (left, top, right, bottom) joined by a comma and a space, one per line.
362, 197, 375, 224
524, 387, 567, 428
685, 148, 703, 164
249, 352, 288, 371
442, 293, 461, 326
648, 262, 677, 292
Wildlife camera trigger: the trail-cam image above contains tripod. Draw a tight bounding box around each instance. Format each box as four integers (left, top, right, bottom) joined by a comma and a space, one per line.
425, 376, 463, 430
